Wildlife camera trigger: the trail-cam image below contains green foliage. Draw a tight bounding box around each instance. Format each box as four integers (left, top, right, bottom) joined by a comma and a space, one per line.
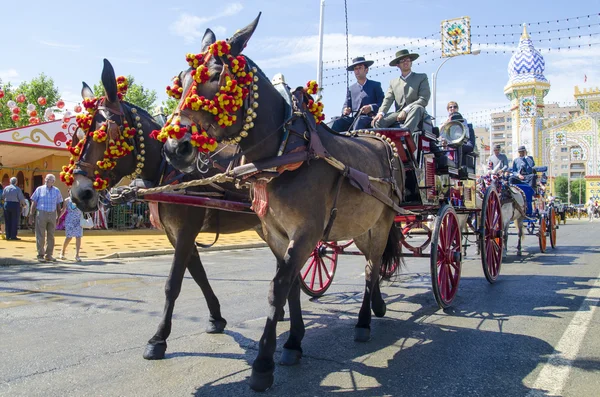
570, 178, 586, 205
553, 176, 586, 204
161, 97, 179, 116
92, 75, 157, 112
554, 176, 568, 202
0, 74, 60, 130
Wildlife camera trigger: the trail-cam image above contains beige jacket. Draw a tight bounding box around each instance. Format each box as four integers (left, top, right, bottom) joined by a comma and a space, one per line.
379, 72, 431, 115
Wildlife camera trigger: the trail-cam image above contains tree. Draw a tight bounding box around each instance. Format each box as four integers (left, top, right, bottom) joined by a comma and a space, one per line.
554, 176, 568, 202
0, 74, 60, 130
161, 97, 178, 117
92, 75, 157, 112
570, 178, 586, 205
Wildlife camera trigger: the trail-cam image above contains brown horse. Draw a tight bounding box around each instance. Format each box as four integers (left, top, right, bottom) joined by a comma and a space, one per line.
69, 59, 260, 360
161, 15, 404, 391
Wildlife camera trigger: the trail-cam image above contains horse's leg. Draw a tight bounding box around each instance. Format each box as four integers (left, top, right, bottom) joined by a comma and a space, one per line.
143, 231, 195, 360
279, 275, 304, 366
503, 223, 509, 259
186, 248, 227, 333
250, 236, 314, 392
516, 218, 523, 256
353, 226, 390, 343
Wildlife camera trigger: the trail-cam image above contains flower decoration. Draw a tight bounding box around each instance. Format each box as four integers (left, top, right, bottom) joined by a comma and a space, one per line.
166, 77, 183, 99
305, 80, 318, 95
61, 76, 144, 190
116, 76, 128, 100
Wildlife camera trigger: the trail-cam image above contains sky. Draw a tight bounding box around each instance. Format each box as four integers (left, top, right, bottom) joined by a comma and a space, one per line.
1, 0, 599, 128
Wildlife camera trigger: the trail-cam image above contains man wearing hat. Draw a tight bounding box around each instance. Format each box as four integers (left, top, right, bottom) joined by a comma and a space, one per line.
331, 56, 384, 132
372, 49, 431, 135
510, 145, 536, 187
487, 144, 509, 171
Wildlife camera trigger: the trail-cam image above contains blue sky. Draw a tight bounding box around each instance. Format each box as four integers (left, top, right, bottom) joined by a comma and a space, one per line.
1, 0, 598, 127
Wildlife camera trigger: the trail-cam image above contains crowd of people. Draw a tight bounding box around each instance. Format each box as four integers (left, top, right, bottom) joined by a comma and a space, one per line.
1, 173, 84, 262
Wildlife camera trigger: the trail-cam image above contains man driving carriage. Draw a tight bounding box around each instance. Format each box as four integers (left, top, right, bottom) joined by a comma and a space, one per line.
330, 57, 384, 132
510, 145, 536, 189
372, 49, 430, 136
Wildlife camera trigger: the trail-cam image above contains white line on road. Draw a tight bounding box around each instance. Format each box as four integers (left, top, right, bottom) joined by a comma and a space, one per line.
527, 272, 600, 396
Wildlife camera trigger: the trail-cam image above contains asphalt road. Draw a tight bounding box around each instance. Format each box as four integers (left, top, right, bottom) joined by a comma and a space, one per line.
1, 218, 600, 396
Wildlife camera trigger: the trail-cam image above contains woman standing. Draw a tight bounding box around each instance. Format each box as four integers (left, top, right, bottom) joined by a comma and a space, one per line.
58, 194, 84, 261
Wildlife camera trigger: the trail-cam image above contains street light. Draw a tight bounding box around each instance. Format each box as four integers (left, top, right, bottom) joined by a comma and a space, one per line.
431, 49, 481, 126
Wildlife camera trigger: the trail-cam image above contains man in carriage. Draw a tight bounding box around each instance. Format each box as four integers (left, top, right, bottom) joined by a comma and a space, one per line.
510, 145, 537, 189
372, 49, 431, 137
487, 144, 510, 171
330, 56, 385, 132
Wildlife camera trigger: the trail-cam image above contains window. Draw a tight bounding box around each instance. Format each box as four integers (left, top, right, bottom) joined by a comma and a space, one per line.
561, 173, 568, 177
561, 165, 568, 169
561, 147, 568, 152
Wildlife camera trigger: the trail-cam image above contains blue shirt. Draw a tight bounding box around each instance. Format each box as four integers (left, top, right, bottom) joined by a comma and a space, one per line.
512, 155, 535, 176
31, 185, 63, 212
2, 184, 25, 203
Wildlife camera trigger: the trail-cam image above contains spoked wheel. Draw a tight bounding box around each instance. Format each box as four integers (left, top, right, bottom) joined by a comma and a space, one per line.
538, 216, 547, 253
549, 207, 557, 249
430, 205, 462, 309
526, 222, 535, 235
481, 187, 503, 284
300, 241, 338, 297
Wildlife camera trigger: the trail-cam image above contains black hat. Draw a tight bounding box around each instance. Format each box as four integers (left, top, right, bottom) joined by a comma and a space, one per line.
389, 49, 419, 66
347, 57, 374, 71
518, 145, 527, 152
494, 144, 501, 150
450, 112, 464, 122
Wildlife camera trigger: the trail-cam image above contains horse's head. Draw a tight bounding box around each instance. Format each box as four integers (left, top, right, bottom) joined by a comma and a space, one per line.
160, 13, 263, 173
66, 59, 162, 212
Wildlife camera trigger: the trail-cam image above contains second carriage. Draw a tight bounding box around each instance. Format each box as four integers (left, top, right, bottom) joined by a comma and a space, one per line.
300, 118, 505, 309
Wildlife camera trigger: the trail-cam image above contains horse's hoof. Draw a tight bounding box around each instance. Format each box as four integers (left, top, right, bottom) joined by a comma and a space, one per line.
354, 327, 371, 342
372, 301, 387, 318
206, 318, 227, 334
249, 369, 274, 392
143, 342, 167, 360
279, 348, 302, 366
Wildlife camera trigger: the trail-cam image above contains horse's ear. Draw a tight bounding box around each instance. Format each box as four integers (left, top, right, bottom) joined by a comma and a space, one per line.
101, 59, 118, 103
81, 82, 94, 100
201, 29, 216, 53
228, 12, 261, 57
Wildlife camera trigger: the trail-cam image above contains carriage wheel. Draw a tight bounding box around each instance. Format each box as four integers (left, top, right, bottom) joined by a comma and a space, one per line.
300, 241, 338, 297
481, 187, 503, 284
526, 222, 535, 235
538, 216, 547, 253
430, 205, 462, 309
549, 207, 557, 249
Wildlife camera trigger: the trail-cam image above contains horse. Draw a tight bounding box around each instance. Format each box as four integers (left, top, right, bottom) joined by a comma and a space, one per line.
68, 59, 260, 360
159, 14, 405, 391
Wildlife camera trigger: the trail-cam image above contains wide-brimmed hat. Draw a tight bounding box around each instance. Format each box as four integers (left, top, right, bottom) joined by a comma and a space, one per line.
518, 145, 527, 152
347, 56, 374, 71
389, 49, 419, 66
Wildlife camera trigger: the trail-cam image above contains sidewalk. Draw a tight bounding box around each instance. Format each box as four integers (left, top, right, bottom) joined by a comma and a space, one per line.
0, 228, 266, 266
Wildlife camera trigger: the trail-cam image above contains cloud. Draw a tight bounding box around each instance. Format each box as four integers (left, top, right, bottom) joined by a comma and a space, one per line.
169, 3, 243, 44
0, 69, 19, 83
39, 40, 81, 51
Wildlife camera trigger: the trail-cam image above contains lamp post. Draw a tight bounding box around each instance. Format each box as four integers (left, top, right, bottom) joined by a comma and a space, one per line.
431, 49, 481, 126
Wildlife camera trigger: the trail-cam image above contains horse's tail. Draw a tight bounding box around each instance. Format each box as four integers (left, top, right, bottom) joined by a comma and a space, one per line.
381, 223, 403, 278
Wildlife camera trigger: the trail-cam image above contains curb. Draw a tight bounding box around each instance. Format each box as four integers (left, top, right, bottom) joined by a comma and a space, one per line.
0, 242, 268, 266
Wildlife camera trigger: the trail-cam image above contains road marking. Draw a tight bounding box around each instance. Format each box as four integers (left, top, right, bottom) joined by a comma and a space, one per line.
527, 273, 600, 396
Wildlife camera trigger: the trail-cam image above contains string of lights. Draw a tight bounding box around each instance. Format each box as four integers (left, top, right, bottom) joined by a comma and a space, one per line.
474, 22, 600, 37
473, 13, 599, 29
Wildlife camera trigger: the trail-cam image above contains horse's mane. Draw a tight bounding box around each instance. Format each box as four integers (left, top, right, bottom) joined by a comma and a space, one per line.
122, 101, 161, 128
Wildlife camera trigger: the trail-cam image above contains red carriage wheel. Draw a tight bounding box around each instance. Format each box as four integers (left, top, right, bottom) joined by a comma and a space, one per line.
481, 187, 503, 284
538, 215, 547, 253
430, 205, 462, 309
549, 207, 557, 249
400, 221, 432, 256
300, 241, 338, 297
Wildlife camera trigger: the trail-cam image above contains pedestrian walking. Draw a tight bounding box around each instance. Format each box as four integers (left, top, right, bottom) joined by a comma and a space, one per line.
1, 177, 26, 240
0, 183, 5, 240
29, 174, 64, 262
21, 192, 31, 229
58, 193, 83, 262
587, 197, 595, 222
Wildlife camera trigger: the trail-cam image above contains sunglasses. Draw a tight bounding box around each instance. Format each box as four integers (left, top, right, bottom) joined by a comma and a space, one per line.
398, 58, 412, 63
448, 105, 458, 109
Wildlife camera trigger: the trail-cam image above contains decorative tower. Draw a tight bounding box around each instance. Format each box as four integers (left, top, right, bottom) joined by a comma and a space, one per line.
504, 24, 550, 164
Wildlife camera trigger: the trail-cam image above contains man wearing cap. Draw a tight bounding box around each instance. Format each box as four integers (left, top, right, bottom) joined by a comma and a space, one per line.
487, 144, 509, 171
331, 56, 384, 132
510, 145, 536, 187
372, 49, 431, 135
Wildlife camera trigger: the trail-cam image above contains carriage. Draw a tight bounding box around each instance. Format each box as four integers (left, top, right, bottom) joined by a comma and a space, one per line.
299, 117, 505, 309
515, 167, 558, 252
